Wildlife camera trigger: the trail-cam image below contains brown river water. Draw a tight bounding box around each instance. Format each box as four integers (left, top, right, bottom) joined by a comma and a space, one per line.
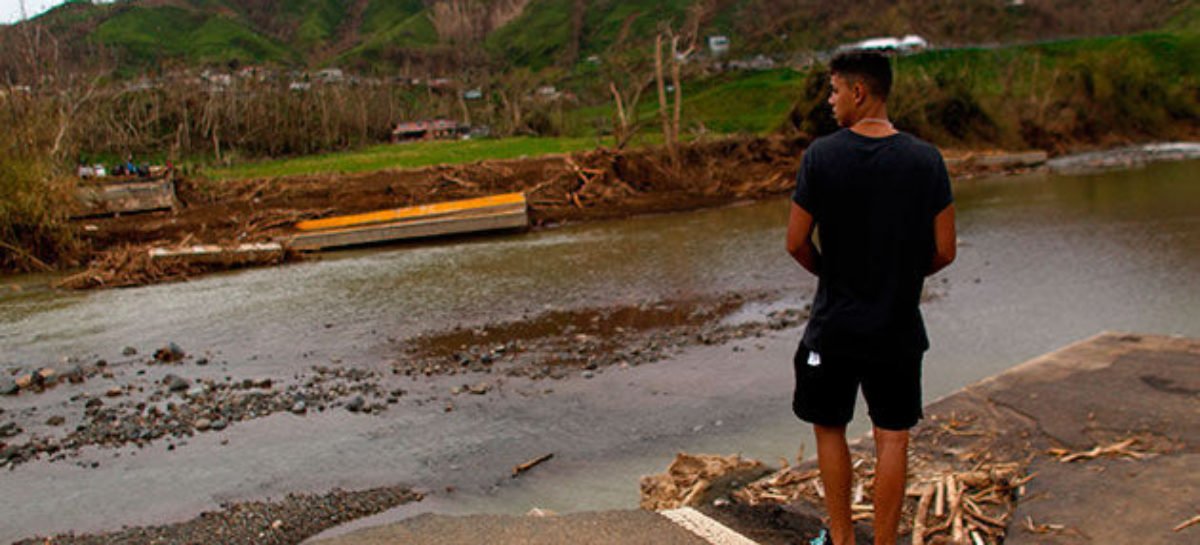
0, 157, 1197, 541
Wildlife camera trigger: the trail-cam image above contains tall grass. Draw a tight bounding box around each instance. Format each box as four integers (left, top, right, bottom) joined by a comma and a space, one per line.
0, 91, 82, 273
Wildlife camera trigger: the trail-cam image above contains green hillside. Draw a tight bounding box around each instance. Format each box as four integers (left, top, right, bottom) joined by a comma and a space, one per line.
6, 0, 1192, 76
483, 0, 698, 70
90, 5, 296, 68
337, 1, 437, 71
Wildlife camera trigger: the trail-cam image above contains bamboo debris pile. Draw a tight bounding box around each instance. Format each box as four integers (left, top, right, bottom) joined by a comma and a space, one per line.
57, 238, 289, 290
732, 465, 822, 506
639, 453, 765, 511
728, 449, 1030, 545
528, 137, 802, 210
906, 465, 1031, 545
56, 244, 193, 289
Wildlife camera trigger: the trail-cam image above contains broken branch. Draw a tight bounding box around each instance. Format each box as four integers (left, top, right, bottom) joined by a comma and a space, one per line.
1174, 514, 1200, 532
512, 453, 553, 478
1053, 438, 1144, 462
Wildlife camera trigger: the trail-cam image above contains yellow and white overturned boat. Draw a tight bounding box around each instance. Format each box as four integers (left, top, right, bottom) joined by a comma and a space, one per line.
286, 192, 528, 251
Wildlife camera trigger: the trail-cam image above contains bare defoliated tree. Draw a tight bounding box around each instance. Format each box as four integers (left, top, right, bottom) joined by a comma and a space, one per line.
9, 4, 111, 162
495, 66, 537, 136
565, 0, 586, 67
602, 14, 654, 150
653, 3, 708, 169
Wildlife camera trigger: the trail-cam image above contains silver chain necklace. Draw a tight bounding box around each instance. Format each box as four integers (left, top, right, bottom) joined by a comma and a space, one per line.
857, 117, 893, 127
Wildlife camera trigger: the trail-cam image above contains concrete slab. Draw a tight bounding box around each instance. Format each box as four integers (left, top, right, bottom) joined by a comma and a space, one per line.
1008, 453, 1199, 544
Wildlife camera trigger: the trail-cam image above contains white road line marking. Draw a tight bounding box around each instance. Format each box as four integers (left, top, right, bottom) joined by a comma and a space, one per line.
659, 507, 759, 545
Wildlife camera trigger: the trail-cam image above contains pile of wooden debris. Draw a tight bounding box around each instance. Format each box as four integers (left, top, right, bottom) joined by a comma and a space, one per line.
639, 453, 765, 511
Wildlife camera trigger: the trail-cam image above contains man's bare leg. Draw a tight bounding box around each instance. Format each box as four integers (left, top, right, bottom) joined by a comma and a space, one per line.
814, 424, 854, 545
872, 427, 910, 545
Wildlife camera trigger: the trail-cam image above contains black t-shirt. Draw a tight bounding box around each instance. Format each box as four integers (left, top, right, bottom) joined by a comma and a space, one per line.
792, 129, 953, 358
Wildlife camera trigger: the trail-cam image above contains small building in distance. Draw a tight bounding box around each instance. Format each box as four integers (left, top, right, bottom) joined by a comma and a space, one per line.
391, 119, 468, 142
839, 34, 928, 54
316, 68, 345, 84
708, 35, 731, 57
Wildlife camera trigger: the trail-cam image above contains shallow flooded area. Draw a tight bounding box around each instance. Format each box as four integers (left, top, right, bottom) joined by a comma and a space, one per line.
2, 158, 1198, 542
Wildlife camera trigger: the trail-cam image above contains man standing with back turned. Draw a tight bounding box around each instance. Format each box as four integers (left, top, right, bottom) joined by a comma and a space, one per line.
786, 50, 957, 545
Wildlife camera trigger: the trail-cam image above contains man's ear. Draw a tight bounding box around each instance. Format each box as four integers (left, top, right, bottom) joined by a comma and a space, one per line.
853, 81, 868, 105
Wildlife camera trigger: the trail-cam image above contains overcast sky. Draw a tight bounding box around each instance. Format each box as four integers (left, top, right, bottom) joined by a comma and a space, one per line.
1, 0, 67, 25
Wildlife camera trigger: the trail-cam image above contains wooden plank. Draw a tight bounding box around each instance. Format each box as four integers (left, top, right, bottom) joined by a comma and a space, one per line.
148, 242, 284, 265
288, 209, 527, 251
73, 179, 177, 218
295, 192, 526, 232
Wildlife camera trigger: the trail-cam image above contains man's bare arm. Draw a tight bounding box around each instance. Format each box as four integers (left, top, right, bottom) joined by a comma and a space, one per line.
787, 202, 820, 275
928, 204, 956, 275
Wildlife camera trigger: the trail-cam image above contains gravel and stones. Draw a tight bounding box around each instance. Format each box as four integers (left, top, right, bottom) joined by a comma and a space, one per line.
1, 364, 391, 468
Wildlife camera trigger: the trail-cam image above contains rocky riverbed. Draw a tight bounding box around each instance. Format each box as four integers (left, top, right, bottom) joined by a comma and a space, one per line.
2, 289, 816, 543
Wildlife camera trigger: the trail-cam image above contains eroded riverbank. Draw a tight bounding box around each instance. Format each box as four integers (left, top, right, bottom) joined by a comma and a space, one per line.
49, 137, 1186, 291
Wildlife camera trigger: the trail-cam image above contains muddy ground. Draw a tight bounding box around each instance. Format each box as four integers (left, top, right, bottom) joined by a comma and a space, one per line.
58, 135, 1045, 289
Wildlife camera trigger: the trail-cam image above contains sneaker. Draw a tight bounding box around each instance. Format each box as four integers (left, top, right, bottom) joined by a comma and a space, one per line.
809, 528, 832, 545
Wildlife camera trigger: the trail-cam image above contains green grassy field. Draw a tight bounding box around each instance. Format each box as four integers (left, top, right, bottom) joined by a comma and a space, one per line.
206, 135, 614, 180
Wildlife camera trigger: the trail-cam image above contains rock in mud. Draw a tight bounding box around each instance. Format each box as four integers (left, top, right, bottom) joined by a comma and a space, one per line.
154, 343, 186, 363
211, 419, 227, 431
16, 373, 36, 390
0, 422, 21, 438
37, 368, 58, 387
122, 346, 138, 356
163, 374, 190, 392
1, 444, 23, 464
195, 418, 212, 431
468, 382, 490, 395
345, 395, 365, 412
0, 377, 16, 395
60, 365, 86, 384
290, 401, 307, 415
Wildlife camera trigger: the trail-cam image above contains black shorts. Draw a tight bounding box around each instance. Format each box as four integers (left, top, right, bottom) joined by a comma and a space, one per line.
792, 343, 923, 431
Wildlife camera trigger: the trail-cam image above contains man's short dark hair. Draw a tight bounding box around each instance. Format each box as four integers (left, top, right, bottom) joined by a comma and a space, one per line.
830, 50, 893, 101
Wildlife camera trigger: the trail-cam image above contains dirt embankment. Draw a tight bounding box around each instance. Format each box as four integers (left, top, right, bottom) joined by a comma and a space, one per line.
60, 135, 1042, 289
